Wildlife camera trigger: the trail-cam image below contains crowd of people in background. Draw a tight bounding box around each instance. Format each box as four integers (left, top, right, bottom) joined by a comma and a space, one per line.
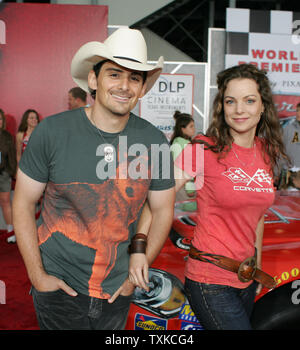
0, 109, 40, 243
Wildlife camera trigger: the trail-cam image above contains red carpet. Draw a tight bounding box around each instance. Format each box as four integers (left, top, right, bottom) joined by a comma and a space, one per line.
0, 231, 39, 330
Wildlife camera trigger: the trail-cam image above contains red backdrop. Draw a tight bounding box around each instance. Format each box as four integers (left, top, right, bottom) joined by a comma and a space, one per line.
0, 3, 108, 135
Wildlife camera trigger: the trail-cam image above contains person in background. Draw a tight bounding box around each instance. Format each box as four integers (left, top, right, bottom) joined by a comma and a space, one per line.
170, 110, 195, 158
284, 102, 300, 167
170, 110, 196, 203
277, 167, 300, 191
174, 64, 288, 329
280, 102, 300, 169
0, 109, 17, 243
16, 109, 40, 164
68, 87, 88, 110
274, 103, 299, 187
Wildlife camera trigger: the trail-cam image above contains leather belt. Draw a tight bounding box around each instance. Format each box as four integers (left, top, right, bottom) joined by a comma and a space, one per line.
189, 245, 276, 290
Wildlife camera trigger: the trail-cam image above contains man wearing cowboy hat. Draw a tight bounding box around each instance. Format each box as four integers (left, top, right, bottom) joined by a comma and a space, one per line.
13, 27, 175, 330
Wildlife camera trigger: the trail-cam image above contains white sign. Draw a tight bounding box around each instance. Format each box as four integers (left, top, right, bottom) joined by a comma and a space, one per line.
225, 9, 300, 95
140, 73, 194, 139
225, 33, 300, 95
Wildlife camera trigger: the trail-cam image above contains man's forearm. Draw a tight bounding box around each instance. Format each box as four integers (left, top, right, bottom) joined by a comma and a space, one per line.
145, 206, 174, 266
128, 187, 175, 290
13, 200, 45, 287
136, 201, 152, 235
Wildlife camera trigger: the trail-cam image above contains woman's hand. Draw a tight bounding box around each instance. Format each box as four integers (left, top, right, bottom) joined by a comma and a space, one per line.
256, 283, 262, 295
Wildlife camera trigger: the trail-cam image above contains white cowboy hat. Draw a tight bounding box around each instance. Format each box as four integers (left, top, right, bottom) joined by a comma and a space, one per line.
71, 26, 164, 95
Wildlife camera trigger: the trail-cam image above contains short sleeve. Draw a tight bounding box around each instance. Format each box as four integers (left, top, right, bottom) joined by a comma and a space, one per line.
19, 120, 51, 183
149, 133, 175, 191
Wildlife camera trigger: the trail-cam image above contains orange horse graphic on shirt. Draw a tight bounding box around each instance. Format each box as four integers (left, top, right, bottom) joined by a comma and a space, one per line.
38, 174, 150, 298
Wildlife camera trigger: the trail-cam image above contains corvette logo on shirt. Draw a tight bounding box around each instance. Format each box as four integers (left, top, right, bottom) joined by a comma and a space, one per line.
222, 167, 273, 192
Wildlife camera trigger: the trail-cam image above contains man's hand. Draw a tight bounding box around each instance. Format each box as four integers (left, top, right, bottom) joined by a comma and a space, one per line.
128, 253, 149, 291
107, 252, 150, 304
108, 278, 135, 304
33, 272, 78, 297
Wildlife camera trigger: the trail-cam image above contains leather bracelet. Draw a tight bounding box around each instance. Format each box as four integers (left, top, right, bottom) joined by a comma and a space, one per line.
128, 233, 147, 254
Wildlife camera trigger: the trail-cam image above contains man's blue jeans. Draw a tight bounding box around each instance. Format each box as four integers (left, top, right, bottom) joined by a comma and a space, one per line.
31, 287, 132, 330
185, 278, 257, 330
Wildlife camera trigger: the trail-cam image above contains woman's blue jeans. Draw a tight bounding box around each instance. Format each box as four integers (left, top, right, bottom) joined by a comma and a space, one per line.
185, 278, 257, 330
31, 286, 132, 330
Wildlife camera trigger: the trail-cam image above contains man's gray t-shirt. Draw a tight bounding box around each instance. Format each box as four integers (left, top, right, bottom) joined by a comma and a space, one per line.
19, 108, 174, 298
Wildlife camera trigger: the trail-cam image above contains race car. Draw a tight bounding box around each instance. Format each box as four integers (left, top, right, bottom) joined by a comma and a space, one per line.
125, 190, 300, 330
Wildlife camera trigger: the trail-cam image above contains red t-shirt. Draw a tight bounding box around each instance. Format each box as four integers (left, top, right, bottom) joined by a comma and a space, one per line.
175, 136, 275, 288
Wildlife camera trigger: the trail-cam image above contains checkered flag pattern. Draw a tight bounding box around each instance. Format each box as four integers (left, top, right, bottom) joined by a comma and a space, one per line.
253, 169, 272, 186
226, 8, 300, 55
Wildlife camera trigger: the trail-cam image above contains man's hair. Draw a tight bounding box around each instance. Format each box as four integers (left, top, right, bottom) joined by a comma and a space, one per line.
89, 60, 148, 100
69, 87, 87, 102
89, 60, 109, 100
296, 102, 300, 109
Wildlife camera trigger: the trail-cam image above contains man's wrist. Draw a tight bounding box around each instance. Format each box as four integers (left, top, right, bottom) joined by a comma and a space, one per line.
128, 233, 147, 254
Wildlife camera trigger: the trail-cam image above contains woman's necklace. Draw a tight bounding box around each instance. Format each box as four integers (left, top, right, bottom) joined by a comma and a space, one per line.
232, 142, 256, 167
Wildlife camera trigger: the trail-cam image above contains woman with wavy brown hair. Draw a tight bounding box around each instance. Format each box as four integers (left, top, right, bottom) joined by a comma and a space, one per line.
204, 63, 288, 172
174, 64, 288, 329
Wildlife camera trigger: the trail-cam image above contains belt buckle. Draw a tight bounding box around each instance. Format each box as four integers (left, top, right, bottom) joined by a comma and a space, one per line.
238, 256, 257, 283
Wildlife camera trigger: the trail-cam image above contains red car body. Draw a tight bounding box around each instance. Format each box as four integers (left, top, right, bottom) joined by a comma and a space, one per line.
125, 190, 300, 330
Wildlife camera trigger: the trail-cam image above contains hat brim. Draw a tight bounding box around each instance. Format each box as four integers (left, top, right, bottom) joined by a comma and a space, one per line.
71, 41, 163, 95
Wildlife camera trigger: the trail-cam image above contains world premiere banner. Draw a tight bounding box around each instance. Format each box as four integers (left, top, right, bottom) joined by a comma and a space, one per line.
225, 8, 300, 96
